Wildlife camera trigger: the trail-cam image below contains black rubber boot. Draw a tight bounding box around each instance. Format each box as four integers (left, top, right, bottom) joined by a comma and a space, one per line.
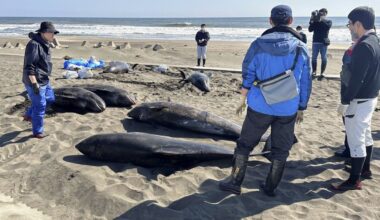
321, 61, 327, 75
332, 157, 365, 191
203, 59, 206, 67
334, 135, 350, 158
197, 59, 201, 66
312, 60, 317, 76
260, 160, 286, 197
219, 153, 248, 195
362, 146, 373, 179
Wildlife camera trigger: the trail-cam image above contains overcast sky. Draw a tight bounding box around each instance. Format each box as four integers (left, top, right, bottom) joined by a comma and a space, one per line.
0, 0, 379, 17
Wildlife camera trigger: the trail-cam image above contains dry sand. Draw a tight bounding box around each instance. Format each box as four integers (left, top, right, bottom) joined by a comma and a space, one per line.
0, 36, 379, 220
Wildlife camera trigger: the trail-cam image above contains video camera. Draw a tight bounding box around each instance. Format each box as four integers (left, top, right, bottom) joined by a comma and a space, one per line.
311, 10, 322, 23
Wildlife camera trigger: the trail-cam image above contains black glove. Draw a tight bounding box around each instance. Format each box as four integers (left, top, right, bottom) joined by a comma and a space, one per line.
32, 83, 40, 95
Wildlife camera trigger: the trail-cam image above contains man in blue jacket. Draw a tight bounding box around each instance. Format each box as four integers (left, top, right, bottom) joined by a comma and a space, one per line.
219, 5, 312, 196
22, 22, 59, 138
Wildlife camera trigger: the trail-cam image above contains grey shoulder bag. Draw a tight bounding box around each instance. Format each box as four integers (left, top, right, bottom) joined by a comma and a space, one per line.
253, 46, 301, 105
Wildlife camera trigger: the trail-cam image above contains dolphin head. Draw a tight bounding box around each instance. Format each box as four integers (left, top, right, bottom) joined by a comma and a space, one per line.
75, 138, 97, 156
119, 93, 137, 107
128, 103, 166, 121
193, 73, 211, 92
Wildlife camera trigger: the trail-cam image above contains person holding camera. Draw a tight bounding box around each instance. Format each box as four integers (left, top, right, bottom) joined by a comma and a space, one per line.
308, 8, 332, 79
195, 24, 210, 67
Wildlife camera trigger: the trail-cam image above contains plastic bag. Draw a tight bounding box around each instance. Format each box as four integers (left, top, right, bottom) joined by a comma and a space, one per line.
78, 68, 94, 79
153, 64, 169, 73
104, 61, 129, 73
62, 71, 79, 79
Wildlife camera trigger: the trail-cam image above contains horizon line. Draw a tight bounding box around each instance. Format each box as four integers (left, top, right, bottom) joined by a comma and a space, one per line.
0, 16, 373, 19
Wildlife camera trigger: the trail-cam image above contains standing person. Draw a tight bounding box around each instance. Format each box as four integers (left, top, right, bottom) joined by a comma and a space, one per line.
333, 6, 380, 191
309, 8, 332, 79
334, 36, 359, 158
218, 5, 312, 196
195, 24, 210, 67
296, 26, 307, 44
22, 22, 59, 139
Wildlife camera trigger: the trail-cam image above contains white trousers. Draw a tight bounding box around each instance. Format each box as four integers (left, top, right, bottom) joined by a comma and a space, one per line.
197, 46, 207, 59
345, 98, 378, 158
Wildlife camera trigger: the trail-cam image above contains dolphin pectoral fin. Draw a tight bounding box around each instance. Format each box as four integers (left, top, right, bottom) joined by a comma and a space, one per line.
179, 70, 187, 79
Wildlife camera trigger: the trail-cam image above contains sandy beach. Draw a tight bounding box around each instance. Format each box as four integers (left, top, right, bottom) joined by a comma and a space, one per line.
0, 36, 379, 220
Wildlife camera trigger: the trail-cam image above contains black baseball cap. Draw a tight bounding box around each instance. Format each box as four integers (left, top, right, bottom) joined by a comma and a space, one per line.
36, 21, 59, 34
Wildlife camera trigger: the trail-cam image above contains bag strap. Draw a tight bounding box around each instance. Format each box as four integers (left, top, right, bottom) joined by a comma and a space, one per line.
290, 45, 301, 71
253, 45, 301, 86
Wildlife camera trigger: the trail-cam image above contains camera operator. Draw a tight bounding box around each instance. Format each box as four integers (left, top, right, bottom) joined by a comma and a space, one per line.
309, 8, 332, 79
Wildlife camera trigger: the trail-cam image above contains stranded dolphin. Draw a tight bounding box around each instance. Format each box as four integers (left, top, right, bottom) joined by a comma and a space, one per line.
72, 84, 136, 108
75, 132, 267, 168
179, 70, 211, 92
53, 87, 106, 114
127, 102, 241, 139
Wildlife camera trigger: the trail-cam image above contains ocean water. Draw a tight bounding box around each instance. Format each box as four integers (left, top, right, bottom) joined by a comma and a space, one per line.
0, 17, 379, 43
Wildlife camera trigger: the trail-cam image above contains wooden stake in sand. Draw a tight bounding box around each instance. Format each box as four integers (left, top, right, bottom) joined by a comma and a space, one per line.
81, 41, 89, 47
15, 43, 25, 49
3, 42, 14, 48
153, 44, 164, 51
94, 42, 106, 48
116, 42, 131, 50
107, 41, 116, 48
52, 38, 69, 49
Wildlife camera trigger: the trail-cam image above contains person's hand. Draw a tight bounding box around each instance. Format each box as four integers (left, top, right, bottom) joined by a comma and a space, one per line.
32, 83, 40, 95
337, 104, 349, 117
296, 111, 304, 124
236, 96, 247, 116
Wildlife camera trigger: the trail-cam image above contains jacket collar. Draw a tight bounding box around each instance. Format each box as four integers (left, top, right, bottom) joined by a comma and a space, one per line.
29, 32, 50, 50
261, 25, 303, 41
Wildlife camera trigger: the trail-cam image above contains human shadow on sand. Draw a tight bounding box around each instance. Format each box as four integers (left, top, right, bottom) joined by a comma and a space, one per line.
116, 155, 349, 220
0, 129, 32, 148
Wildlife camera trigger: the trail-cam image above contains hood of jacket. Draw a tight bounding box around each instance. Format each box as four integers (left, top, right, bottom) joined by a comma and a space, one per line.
256, 26, 302, 56
28, 32, 50, 49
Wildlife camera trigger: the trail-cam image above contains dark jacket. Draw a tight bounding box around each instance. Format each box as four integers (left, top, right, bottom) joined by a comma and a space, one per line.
308, 19, 332, 43
299, 32, 307, 44
195, 30, 210, 46
341, 32, 380, 104
22, 32, 52, 86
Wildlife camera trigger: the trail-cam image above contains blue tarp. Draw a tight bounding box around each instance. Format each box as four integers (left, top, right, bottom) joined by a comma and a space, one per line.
64, 58, 105, 70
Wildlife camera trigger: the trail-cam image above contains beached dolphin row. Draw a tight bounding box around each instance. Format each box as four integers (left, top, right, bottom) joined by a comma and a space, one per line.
76, 132, 267, 169
52, 84, 136, 114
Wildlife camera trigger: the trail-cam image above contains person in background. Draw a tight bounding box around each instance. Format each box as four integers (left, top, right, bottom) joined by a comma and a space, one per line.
309, 8, 332, 79
333, 6, 380, 191
296, 26, 307, 44
195, 24, 210, 67
22, 22, 59, 139
218, 5, 312, 196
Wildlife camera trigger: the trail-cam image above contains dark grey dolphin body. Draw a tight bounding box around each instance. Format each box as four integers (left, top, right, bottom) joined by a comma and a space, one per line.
76, 133, 266, 168
72, 84, 136, 108
53, 87, 106, 114
127, 102, 241, 139
103, 61, 129, 74
180, 71, 211, 92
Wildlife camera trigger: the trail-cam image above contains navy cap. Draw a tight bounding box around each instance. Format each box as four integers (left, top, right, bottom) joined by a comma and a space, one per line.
271, 5, 292, 23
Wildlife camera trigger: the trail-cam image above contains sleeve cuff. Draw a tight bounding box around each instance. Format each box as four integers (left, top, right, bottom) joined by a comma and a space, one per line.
298, 106, 307, 111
